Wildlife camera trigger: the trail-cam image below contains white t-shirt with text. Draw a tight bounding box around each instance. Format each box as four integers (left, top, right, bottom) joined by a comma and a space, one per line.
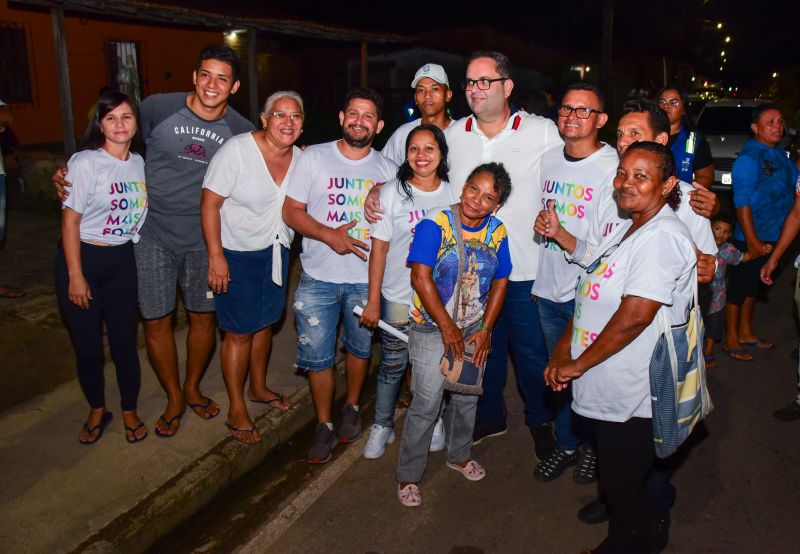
570, 205, 696, 422
62, 148, 147, 245
532, 144, 619, 302
286, 141, 397, 284
370, 178, 456, 304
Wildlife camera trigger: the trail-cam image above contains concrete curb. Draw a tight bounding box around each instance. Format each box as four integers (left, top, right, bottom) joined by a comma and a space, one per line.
72, 370, 350, 554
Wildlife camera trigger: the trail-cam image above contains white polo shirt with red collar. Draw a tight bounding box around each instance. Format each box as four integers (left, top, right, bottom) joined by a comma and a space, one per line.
445, 112, 563, 281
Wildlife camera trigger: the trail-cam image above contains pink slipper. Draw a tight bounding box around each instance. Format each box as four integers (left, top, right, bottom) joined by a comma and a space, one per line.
398, 483, 421, 507
446, 460, 486, 481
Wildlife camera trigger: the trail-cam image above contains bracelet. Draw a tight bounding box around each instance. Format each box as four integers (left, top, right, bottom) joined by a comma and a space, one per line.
478, 321, 492, 334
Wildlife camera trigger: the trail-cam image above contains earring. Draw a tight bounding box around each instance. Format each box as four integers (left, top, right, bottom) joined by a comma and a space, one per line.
662, 190, 668, 198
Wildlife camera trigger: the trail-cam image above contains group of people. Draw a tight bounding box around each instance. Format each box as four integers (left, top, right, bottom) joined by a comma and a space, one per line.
51, 43, 800, 553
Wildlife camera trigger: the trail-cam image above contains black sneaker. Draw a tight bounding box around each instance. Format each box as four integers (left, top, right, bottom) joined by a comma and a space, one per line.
529, 422, 556, 461
472, 419, 508, 445
572, 446, 598, 484
773, 401, 800, 421
338, 404, 363, 442
577, 498, 610, 524
308, 423, 338, 464
533, 446, 578, 482
650, 510, 670, 554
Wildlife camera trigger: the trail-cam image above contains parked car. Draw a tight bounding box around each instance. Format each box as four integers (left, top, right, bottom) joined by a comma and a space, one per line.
697, 99, 794, 192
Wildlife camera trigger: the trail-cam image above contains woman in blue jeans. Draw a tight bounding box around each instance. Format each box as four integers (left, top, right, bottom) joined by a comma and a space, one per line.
396, 162, 511, 506
359, 124, 455, 459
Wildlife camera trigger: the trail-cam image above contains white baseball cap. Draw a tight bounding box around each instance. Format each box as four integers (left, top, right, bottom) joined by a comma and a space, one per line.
411, 63, 449, 88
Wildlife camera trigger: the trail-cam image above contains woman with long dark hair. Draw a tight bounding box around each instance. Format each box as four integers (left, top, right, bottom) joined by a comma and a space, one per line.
359, 124, 455, 459
55, 90, 148, 444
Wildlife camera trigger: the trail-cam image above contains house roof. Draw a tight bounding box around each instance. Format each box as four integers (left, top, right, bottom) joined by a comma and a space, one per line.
10, 0, 412, 43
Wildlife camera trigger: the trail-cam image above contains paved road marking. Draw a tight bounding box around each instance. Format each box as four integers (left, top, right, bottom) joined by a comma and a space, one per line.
236, 440, 366, 553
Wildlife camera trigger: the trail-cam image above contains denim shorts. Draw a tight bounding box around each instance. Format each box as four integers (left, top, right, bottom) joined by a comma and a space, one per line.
134, 235, 214, 319
215, 246, 289, 334
292, 272, 373, 371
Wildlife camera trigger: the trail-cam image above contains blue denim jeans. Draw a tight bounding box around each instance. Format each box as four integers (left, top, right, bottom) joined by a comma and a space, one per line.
396, 325, 479, 483
477, 280, 551, 428
292, 272, 373, 371
537, 296, 580, 450
374, 297, 410, 428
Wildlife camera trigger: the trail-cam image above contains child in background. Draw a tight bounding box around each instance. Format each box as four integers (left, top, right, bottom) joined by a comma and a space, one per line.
705, 214, 762, 364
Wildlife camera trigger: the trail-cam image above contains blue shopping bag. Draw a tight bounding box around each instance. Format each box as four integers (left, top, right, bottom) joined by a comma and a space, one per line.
649, 276, 713, 458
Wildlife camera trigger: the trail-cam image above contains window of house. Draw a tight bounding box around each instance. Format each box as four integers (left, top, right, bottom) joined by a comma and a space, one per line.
0, 21, 37, 105
106, 41, 142, 103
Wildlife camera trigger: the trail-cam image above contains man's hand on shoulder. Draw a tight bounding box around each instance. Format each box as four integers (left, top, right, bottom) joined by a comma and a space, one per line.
688, 184, 719, 219
363, 184, 384, 224
696, 250, 715, 284
53, 165, 71, 202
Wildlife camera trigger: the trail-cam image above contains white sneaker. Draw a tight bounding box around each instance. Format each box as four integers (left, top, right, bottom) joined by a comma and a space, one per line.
363, 424, 395, 459
429, 417, 445, 452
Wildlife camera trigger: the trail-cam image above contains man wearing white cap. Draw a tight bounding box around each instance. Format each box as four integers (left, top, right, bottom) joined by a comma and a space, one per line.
381, 63, 453, 165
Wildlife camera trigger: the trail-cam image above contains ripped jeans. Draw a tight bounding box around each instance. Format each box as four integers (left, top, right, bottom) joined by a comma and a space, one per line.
373, 297, 411, 427
292, 272, 372, 371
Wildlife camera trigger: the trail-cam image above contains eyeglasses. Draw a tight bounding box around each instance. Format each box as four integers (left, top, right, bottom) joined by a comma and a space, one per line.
269, 111, 304, 121
558, 105, 603, 119
585, 243, 620, 274
462, 78, 507, 91
657, 98, 681, 108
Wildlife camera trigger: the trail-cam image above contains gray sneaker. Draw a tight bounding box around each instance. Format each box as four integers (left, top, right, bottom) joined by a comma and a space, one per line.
308, 423, 338, 464
338, 404, 363, 443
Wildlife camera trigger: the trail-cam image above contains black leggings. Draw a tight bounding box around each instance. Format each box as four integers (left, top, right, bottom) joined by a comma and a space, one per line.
593, 417, 656, 554
55, 241, 141, 411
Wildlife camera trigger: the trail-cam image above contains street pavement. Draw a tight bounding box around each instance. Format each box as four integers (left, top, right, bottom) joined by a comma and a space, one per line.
1, 203, 799, 552
237, 267, 800, 553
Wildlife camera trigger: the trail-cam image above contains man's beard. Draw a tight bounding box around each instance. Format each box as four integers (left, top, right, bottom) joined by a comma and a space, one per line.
342, 125, 374, 148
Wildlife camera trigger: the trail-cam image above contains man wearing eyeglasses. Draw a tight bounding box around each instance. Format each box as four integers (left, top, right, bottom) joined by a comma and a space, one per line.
365, 51, 563, 461
445, 51, 564, 460
531, 83, 618, 486
283, 87, 398, 464
381, 63, 453, 165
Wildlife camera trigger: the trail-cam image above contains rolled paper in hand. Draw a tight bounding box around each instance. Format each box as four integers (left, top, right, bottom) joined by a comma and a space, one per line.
352, 305, 409, 343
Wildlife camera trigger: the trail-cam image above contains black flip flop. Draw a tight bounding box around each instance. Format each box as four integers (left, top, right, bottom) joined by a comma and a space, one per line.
125, 422, 148, 443
79, 411, 113, 445
188, 398, 220, 420
248, 394, 291, 412
225, 421, 262, 444
154, 410, 185, 438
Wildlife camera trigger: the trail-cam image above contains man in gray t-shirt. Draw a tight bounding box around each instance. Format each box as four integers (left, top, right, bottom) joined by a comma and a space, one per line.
57, 45, 253, 437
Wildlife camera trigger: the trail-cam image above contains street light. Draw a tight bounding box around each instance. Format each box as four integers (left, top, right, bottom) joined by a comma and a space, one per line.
772, 72, 778, 78
721, 50, 726, 57
725, 36, 731, 43
717, 22, 723, 29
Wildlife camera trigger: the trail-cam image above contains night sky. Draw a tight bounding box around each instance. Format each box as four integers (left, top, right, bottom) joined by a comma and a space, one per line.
188, 0, 800, 88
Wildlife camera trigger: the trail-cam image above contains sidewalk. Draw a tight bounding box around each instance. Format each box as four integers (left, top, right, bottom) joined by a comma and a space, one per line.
0, 263, 355, 553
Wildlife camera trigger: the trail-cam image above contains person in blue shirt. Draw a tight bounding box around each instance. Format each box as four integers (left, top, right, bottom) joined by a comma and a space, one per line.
724, 104, 798, 361
657, 84, 714, 188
